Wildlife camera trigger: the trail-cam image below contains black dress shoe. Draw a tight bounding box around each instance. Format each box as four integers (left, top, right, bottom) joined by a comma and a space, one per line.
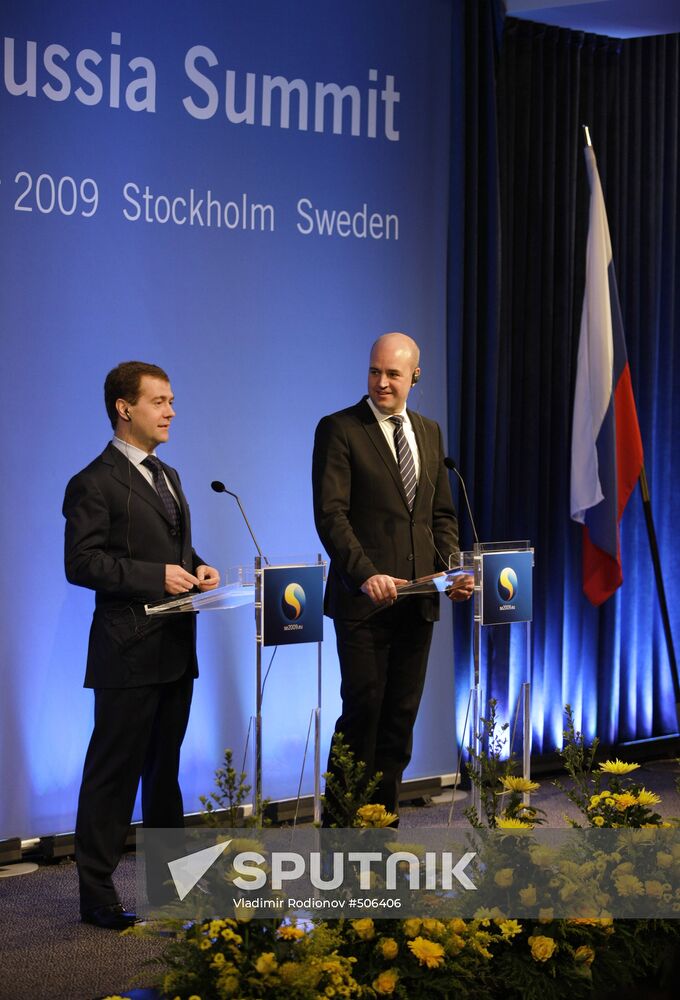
81, 903, 138, 930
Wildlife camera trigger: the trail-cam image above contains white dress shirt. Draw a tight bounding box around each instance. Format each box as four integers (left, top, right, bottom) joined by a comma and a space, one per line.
366, 396, 421, 481
112, 437, 181, 505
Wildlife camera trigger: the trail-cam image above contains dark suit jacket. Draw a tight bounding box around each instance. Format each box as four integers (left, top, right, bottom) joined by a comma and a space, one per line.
312, 397, 459, 622
63, 443, 205, 688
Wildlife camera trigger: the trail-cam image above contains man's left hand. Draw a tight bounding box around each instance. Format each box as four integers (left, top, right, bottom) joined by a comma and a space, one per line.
196, 565, 221, 591
446, 573, 474, 602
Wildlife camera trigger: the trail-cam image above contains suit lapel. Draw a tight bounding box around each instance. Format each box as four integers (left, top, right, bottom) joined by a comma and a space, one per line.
103, 443, 175, 527
358, 399, 412, 511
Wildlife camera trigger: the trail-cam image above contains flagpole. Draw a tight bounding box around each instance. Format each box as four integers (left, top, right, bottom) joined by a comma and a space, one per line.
580, 124, 680, 730
638, 465, 680, 725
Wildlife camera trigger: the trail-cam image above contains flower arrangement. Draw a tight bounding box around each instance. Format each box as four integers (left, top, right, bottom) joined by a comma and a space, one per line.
556, 707, 668, 829
109, 726, 680, 1000
125, 907, 680, 1000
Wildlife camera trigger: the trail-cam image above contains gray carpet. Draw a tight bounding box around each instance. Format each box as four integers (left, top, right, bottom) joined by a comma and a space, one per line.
0, 854, 164, 1000
1, 760, 678, 1000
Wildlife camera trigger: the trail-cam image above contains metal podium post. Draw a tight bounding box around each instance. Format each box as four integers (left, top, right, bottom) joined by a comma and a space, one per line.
460, 541, 534, 821
254, 555, 264, 825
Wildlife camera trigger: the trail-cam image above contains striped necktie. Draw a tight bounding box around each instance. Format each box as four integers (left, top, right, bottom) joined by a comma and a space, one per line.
142, 455, 181, 532
390, 415, 417, 510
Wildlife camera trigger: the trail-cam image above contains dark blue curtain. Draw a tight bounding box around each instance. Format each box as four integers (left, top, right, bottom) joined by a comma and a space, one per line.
448, 8, 680, 754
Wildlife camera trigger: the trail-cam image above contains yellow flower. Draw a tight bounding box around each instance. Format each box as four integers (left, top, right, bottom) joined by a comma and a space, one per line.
448, 918, 468, 934
613, 792, 638, 811
501, 776, 540, 793
499, 919, 522, 940
220, 926, 243, 946
598, 759, 640, 775
574, 945, 595, 966
528, 935, 557, 962
657, 851, 674, 869
355, 804, 398, 827
494, 868, 514, 888
380, 937, 399, 960
372, 969, 399, 995
559, 882, 579, 903
408, 936, 446, 968
497, 817, 534, 829
538, 908, 554, 923
645, 880, 664, 899
593, 815, 605, 827
199, 938, 212, 950
216, 967, 240, 996
277, 923, 306, 940
402, 918, 423, 937
421, 918, 447, 937
351, 918, 375, 940
447, 932, 466, 954
211, 953, 226, 967
614, 873, 645, 897
613, 862, 634, 876
636, 788, 661, 807
530, 845, 557, 867
255, 952, 279, 975
519, 885, 537, 906
278, 962, 302, 985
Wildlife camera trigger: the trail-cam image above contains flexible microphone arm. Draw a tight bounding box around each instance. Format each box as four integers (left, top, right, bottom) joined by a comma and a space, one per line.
211, 481, 270, 565
443, 458, 480, 545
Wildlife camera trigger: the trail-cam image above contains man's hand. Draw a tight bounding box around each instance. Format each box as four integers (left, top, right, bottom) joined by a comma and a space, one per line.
196, 564, 221, 592
446, 572, 474, 602
361, 574, 408, 606
165, 564, 200, 595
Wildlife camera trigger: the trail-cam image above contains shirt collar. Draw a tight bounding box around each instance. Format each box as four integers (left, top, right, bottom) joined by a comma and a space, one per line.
366, 396, 409, 426
112, 436, 158, 468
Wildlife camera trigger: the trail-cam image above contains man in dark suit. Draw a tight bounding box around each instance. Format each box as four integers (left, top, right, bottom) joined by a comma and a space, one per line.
63, 361, 220, 928
312, 333, 473, 822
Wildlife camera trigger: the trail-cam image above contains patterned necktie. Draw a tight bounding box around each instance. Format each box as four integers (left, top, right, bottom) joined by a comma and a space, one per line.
142, 455, 181, 532
390, 415, 417, 510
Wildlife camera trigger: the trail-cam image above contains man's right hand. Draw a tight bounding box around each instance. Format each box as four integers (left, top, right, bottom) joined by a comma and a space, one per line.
165, 565, 201, 595
361, 574, 408, 606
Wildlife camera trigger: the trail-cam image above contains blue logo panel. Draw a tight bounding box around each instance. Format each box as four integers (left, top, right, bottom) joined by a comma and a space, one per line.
481, 551, 533, 625
262, 565, 324, 646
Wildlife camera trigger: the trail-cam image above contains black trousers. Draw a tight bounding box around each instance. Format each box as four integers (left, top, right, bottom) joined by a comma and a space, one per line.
325, 601, 434, 821
75, 670, 193, 910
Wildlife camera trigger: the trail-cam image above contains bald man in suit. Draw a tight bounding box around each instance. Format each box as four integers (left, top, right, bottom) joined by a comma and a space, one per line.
63, 361, 220, 928
312, 333, 473, 822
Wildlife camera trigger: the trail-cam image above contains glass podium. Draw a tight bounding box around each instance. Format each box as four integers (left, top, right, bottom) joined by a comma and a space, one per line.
459, 541, 535, 819
145, 559, 325, 826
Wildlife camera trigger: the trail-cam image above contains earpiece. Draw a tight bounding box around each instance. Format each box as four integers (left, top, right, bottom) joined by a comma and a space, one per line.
412, 368, 421, 386
125, 409, 131, 420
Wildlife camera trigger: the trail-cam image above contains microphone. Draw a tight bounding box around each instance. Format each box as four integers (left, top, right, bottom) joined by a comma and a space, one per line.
444, 458, 480, 545
211, 481, 270, 565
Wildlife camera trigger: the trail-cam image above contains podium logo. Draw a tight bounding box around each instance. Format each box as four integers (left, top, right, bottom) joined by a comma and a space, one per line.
497, 567, 518, 602
282, 582, 306, 620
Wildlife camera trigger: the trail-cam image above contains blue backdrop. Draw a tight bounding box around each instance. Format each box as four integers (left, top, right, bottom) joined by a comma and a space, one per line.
0, 0, 460, 840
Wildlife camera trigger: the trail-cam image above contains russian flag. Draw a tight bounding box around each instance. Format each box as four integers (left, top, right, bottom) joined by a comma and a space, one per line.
570, 144, 643, 606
